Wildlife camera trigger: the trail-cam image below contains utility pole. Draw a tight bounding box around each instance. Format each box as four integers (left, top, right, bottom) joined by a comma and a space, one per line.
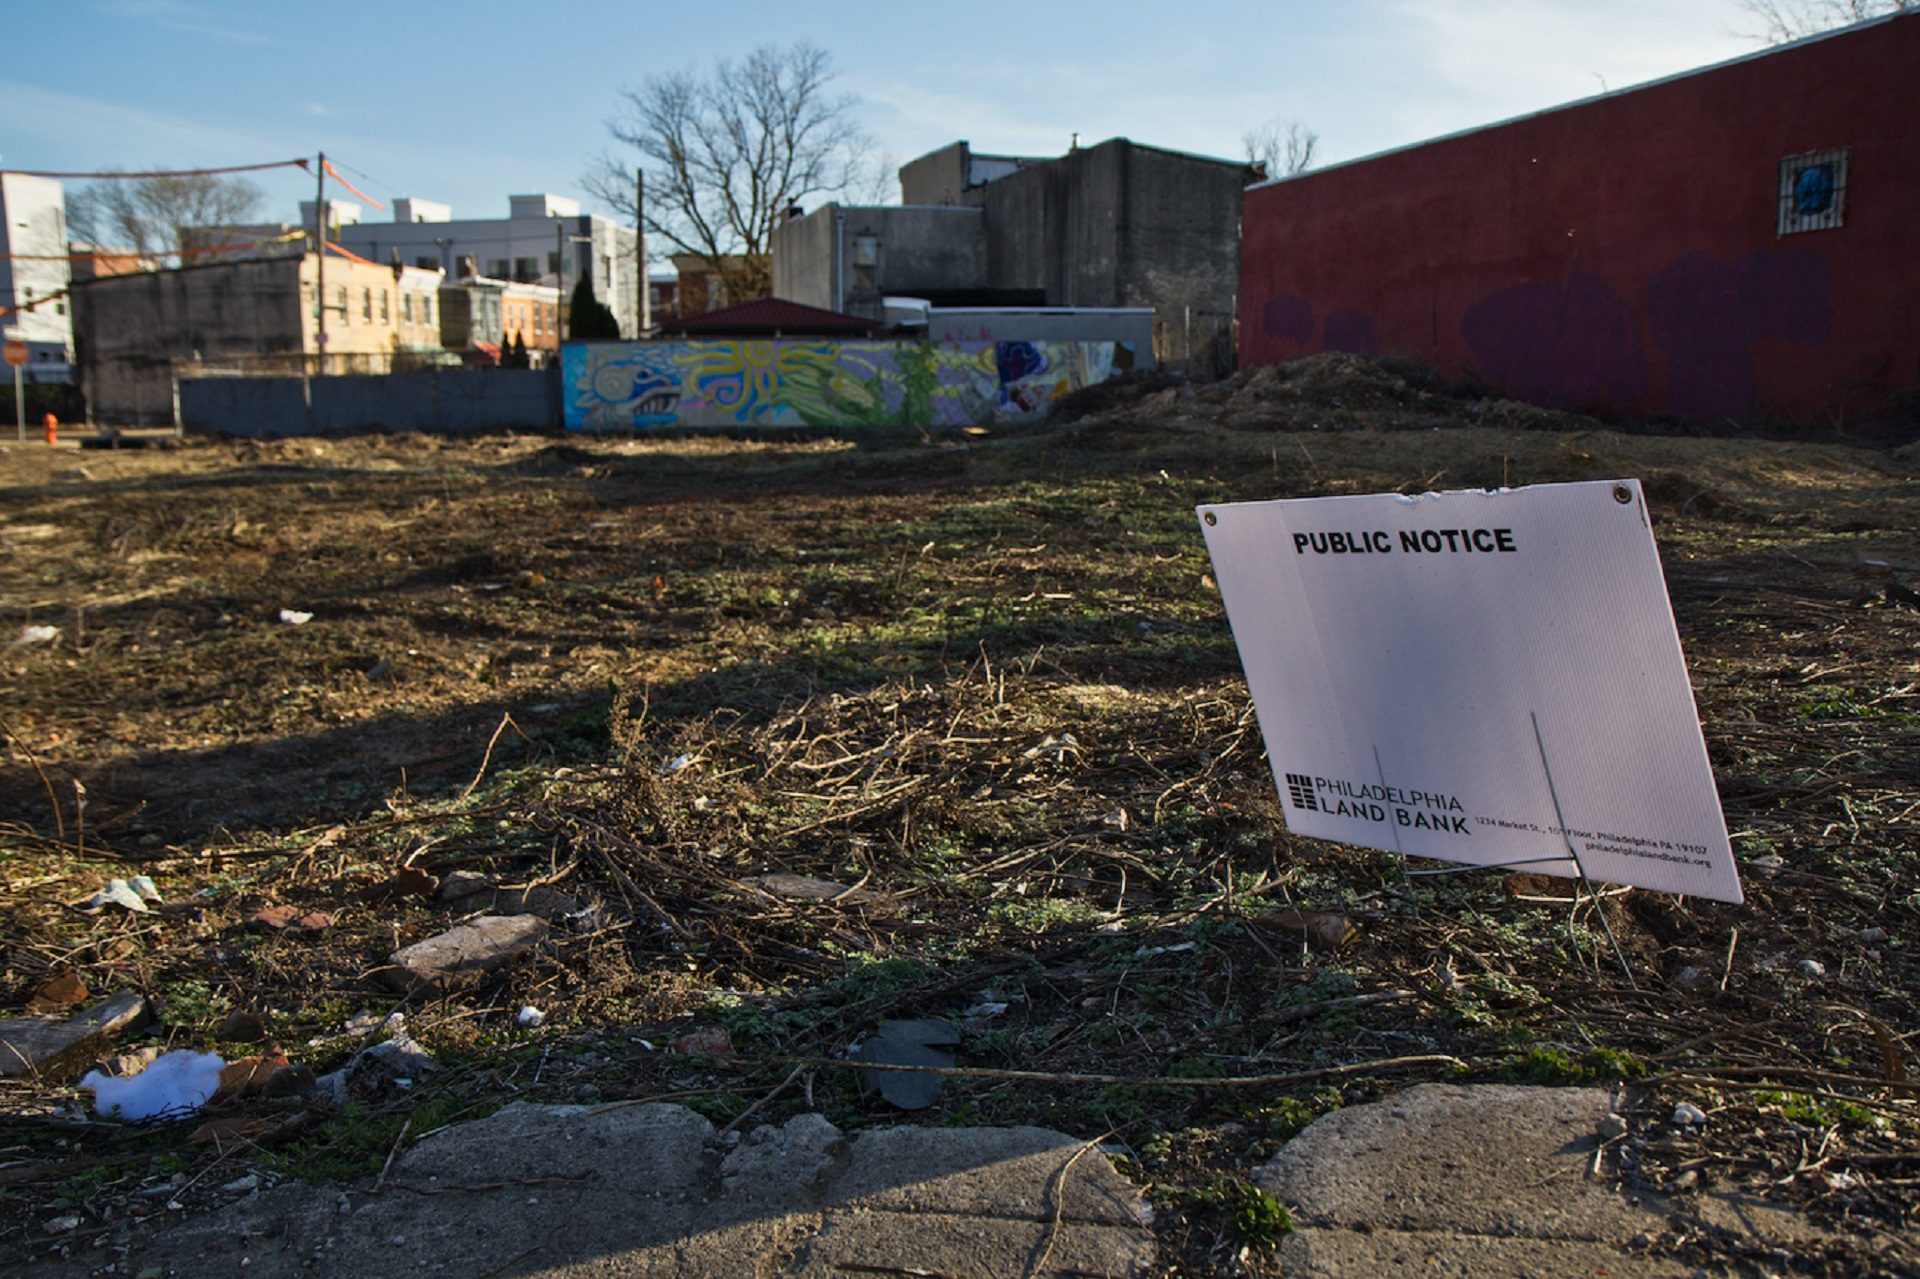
636, 167, 648, 335
313, 150, 327, 372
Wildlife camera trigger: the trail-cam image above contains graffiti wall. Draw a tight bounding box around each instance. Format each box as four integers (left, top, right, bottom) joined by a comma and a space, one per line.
562, 339, 1134, 432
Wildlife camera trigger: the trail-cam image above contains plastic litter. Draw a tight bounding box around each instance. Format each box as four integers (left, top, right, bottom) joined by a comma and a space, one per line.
80, 878, 154, 913
82, 1050, 225, 1120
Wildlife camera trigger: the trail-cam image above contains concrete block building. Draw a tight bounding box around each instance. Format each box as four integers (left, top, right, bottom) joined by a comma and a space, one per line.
772, 139, 1259, 376
71, 251, 445, 423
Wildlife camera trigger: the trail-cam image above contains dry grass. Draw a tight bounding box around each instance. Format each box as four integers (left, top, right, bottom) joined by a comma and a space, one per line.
2, 391, 1917, 1273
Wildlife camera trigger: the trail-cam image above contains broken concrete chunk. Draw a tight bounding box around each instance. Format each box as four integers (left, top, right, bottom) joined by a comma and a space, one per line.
719, 1113, 843, 1206
0, 992, 148, 1079
384, 915, 548, 991
498, 885, 579, 920
436, 870, 494, 904
740, 873, 874, 904
435, 871, 578, 920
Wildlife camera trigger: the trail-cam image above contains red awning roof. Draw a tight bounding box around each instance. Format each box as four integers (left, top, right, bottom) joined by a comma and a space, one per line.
659, 297, 880, 338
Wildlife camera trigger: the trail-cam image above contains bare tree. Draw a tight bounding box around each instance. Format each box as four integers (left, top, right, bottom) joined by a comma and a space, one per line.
584, 42, 873, 303
1243, 118, 1319, 179
1741, 0, 1914, 42
66, 171, 265, 261
851, 148, 901, 207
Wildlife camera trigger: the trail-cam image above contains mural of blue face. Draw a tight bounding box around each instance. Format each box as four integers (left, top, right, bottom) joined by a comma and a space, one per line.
624, 364, 681, 425
995, 340, 1049, 385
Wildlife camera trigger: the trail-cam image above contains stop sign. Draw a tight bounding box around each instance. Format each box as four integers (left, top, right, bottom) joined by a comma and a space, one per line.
2, 340, 27, 368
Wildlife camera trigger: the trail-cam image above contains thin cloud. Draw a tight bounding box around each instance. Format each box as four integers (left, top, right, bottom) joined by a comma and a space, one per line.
102, 0, 285, 47
0, 78, 298, 166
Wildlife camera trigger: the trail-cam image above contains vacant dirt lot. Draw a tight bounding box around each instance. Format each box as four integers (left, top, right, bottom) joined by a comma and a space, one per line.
4, 364, 1917, 1273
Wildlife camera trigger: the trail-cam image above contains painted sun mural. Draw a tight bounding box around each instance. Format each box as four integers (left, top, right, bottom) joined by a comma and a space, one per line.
563, 339, 1135, 432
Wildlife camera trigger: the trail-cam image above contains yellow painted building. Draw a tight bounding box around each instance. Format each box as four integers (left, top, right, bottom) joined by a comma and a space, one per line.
500, 280, 560, 356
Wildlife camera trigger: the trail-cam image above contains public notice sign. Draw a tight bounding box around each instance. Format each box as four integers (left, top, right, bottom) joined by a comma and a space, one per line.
1198, 479, 1741, 903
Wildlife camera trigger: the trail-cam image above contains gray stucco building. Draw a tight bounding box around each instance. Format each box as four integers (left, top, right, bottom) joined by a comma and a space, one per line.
335, 194, 642, 338
771, 138, 1259, 376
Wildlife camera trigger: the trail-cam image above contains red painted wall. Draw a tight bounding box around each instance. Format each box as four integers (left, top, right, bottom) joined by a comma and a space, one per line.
1238, 14, 1920, 423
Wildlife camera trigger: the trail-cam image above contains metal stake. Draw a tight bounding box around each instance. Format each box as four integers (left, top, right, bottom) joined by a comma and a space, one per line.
1531, 711, 1637, 988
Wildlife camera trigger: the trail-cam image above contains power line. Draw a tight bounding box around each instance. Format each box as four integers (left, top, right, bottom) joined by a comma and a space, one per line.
329, 157, 399, 194
0, 158, 311, 180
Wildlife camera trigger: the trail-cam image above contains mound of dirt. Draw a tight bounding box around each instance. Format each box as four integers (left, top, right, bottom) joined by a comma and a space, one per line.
1076, 352, 1609, 435
1045, 368, 1193, 425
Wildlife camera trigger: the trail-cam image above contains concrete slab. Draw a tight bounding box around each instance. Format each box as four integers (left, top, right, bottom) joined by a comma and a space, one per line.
1255, 1082, 1834, 1278
22, 1103, 1155, 1278
1276, 1227, 1695, 1278
826, 1123, 1151, 1227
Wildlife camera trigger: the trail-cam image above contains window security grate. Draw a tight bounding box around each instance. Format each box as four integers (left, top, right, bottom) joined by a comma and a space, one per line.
1778, 148, 1849, 236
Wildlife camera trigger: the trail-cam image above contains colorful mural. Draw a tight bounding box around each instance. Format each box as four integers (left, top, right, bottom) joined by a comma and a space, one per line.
562, 339, 1136, 432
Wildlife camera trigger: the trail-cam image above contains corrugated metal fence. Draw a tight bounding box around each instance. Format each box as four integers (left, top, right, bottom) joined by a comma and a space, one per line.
178, 369, 557, 437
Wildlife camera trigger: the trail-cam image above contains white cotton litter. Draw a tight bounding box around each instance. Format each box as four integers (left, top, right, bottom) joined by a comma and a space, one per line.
81, 1049, 225, 1120
278, 609, 314, 625
12, 624, 59, 647
516, 1005, 546, 1029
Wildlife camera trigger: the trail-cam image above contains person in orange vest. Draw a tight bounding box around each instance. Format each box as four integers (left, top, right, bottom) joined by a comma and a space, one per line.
43, 412, 58, 445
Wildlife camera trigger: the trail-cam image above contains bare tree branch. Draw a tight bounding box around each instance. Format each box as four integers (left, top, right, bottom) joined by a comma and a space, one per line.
65, 170, 264, 260
1740, 0, 1914, 42
584, 41, 873, 301
1243, 118, 1319, 179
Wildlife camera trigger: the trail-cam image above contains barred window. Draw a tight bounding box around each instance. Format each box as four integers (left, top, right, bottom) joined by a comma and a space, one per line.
1778, 148, 1848, 235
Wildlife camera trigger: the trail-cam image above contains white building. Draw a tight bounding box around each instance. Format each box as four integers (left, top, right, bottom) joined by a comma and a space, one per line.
334, 194, 641, 337
0, 173, 75, 382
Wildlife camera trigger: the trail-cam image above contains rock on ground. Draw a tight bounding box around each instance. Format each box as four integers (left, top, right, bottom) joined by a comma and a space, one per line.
383, 914, 548, 991
0, 993, 147, 1079
24, 1104, 1154, 1278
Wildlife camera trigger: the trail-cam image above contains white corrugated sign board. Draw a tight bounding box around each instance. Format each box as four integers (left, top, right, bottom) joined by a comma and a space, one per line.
1197, 479, 1741, 903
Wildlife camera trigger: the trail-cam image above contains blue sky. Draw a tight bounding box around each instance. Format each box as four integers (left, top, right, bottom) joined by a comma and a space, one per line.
7, 0, 1770, 232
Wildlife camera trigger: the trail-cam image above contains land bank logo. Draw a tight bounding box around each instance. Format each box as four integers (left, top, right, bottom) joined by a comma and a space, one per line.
1286, 771, 1471, 835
